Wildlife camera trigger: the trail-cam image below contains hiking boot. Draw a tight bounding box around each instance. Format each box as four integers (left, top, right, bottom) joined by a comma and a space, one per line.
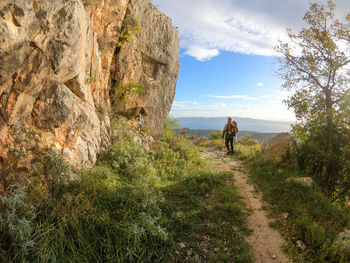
226, 151, 231, 155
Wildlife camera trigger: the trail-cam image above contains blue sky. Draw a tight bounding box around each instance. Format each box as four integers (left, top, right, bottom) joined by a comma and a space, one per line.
150, 0, 349, 121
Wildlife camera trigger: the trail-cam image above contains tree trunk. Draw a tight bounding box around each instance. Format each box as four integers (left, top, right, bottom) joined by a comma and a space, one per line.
321, 88, 337, 194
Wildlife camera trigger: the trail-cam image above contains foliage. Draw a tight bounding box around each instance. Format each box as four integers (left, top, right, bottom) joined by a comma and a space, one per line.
246, 152, 350, 263
86, 76, 96, 84
238, 135, 259, 147
95, 102, 109, 120
117, 16, 141, 50
209, 129, 222, 140
275, 0, 350, 195
0, 118, 253, 262
0, 189, 37, 262
163, 118, 181, 140
75, 113, 88, 131
9, 126, 41, 160
111, 81, 144, 112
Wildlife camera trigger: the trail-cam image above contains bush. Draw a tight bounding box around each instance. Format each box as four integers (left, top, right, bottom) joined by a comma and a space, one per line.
238, 135, 259, 146
0, 189, 37, 262
209, 130, 222, 140
295, 124, 350, 197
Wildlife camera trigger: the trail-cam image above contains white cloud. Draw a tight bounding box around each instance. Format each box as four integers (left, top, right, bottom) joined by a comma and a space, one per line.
173, 101, 200, 108
184, 46, 219, 61
207, 95, 261, 101
257, 82, 263, 86
260, 95, 273, 98
170, 102, 295, 121
151, 0, 349, 59
214, 103, 227, 107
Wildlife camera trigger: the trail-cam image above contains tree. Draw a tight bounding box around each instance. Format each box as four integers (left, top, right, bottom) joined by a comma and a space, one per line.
276, 1, 350, 195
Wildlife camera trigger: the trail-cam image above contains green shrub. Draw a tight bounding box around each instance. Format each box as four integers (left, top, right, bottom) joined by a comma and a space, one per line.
117, 16, 141, 50
209, 129, 222, 140
0, 189, 37, 262
238, 135, 259, 146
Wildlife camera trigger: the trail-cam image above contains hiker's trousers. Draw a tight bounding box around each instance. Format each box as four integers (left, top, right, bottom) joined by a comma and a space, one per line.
225, 136, 234, 153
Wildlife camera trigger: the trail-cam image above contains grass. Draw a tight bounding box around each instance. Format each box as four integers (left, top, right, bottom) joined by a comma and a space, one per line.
162, 171, 253, 262
0, 119, 253, 263
245, 153, 350, 263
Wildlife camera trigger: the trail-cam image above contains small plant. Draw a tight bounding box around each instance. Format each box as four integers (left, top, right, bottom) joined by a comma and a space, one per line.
86, 76, 96, 84
39, 150, 71, 183
111, 81, 144, 109
209, 129, 222, 140
76, 113, 88, 131
95, 102, 109, 120
117, 16, 141, 50
9, 126, 41, 160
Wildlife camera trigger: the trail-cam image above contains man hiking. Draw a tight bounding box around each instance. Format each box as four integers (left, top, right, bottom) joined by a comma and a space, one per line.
222, 117, 238, 155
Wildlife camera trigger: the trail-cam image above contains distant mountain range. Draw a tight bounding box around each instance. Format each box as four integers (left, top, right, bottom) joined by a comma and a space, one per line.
175, 116, 292, 133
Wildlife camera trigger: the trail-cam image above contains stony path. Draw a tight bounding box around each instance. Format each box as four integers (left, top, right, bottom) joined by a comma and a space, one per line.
203, 151, 290, 263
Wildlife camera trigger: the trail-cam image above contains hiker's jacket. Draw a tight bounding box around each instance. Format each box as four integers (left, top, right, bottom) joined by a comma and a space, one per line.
222, 121, 238, 138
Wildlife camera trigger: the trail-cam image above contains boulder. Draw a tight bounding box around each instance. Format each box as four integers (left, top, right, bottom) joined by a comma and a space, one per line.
336, 230, 350, 249
264, 133, 295, 164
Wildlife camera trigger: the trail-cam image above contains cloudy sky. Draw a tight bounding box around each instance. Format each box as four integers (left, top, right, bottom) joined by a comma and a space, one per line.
150, 0, 349, 121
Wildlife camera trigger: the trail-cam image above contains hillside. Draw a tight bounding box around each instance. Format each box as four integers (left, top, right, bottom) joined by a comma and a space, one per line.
175, 128, 279, 142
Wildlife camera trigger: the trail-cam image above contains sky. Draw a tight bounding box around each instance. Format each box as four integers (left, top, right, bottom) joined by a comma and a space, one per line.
150, 0, 349, 121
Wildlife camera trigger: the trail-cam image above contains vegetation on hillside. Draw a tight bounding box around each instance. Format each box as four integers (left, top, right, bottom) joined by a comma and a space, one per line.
173, 128, 279, 142
0, 118, 253, 263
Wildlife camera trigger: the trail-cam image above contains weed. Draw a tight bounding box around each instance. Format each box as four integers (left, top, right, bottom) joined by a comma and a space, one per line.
86, 76, 96, 84
76, 114, 88, 131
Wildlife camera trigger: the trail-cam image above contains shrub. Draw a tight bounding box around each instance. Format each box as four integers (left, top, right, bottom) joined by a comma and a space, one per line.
209, 130, 222, 140
117, 16, 141, 50
0, 189, 37, 262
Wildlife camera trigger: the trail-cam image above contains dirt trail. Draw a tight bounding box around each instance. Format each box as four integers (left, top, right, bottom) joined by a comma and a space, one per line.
203, 151, 290, 263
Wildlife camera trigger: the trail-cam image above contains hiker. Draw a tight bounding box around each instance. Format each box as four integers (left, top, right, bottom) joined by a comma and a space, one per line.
222, 117, 239, 155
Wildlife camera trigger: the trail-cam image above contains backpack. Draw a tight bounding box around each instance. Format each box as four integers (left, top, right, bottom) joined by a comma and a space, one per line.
227, 121, 238, 136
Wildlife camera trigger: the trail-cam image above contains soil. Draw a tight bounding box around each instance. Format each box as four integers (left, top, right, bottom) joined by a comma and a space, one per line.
203, 150, 291, 263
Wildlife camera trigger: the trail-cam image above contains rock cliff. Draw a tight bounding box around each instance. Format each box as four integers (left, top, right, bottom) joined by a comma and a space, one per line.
0, 0, 180, 191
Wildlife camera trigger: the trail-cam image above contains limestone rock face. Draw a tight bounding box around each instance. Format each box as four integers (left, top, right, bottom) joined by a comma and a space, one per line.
111, 0, 180, 131
264, 133, 295, 164
0, 0, 180, 190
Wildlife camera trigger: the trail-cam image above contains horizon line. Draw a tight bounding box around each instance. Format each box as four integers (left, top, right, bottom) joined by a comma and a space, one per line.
168, 115, 294, 123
